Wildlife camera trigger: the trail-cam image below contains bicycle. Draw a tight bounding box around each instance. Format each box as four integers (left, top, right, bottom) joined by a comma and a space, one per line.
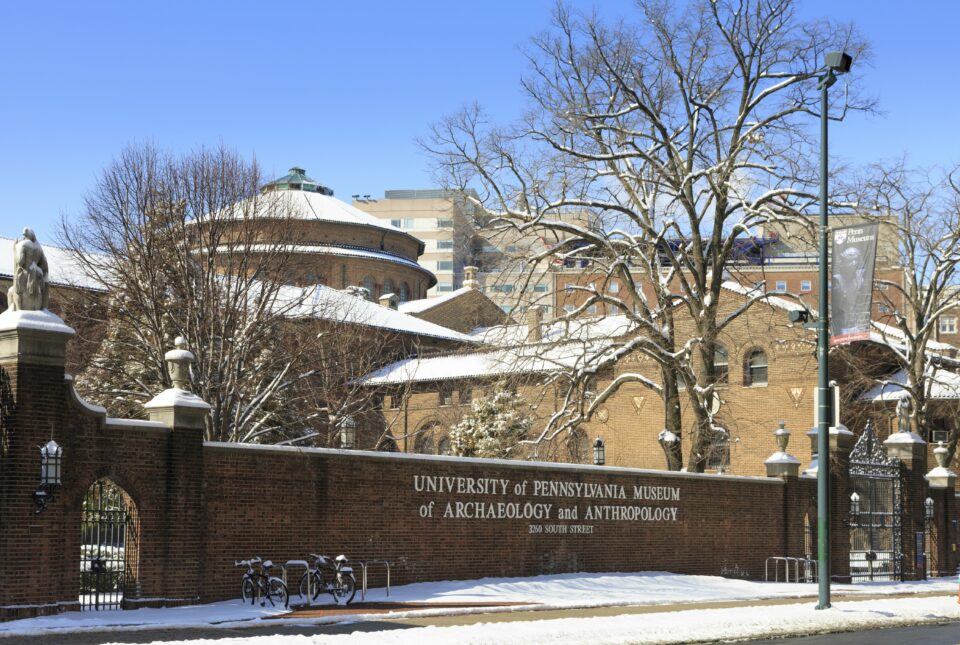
297, 553, 357, 605
235, 557, 288, 607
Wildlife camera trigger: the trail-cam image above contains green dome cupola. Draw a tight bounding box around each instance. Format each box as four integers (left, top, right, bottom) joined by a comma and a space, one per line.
263, 166, 334, 196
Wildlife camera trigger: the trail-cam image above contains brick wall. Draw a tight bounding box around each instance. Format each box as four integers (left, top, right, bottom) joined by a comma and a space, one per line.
199, 443, 810, 602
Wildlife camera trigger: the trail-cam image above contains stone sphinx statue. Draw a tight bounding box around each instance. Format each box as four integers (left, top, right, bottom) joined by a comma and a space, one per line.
7, 228, 50, 311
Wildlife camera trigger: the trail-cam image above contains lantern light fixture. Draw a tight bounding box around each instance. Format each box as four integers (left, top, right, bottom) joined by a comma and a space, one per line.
593, 437, 605, 466
33, 438, 63, 513
340, 415, 356, 450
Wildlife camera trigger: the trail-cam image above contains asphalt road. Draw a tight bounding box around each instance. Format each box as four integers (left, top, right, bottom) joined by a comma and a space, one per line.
745, 621, 960, 644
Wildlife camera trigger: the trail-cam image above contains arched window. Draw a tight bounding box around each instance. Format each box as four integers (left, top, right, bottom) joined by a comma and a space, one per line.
414, 423, 441, 454
362, 276, 376, 300
399, 282, 410, 302
438, 437, 452, 456
383, 278, 394, 297
714, 344, 729, 385
744, 348, 768, 387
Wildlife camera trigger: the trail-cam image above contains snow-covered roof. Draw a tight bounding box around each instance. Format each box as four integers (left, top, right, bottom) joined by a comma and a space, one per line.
360, 341, 606, 385
216, 243, 430, 274
277, 283, 477, 344
0, 236, 106, 291
399, 287, 474, 314
469, 314, 636, 346
868, 320, 958, 353
225, 189, 408, 237
858, 367, 960, 402
720, 280, 805, 313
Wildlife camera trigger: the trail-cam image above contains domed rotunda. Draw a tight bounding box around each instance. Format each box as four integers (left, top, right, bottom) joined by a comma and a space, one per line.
221, 167, 435, 302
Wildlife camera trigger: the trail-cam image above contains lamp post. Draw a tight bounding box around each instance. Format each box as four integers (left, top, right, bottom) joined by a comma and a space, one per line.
815, 50, 853, 611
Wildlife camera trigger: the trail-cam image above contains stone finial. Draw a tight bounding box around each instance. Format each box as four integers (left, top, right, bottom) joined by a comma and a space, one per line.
766, 420, 800, 478
7, 227, 50, 312
925, 441, 956, 489
774, 420, 790, 452
933, 440, 949, 469
165, 336, 195, 391
463, 266, 480, 290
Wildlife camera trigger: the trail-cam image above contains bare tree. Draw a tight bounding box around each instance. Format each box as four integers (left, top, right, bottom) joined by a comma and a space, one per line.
845, 161, 960, 463
425, 0, 871, 471
59, 144, 326, 442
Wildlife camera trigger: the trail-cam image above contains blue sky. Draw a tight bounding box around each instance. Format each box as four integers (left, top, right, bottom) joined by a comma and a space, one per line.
1, 0, 959, 241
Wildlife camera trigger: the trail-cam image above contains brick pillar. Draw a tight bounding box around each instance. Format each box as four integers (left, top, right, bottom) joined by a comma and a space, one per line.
765, 421, 803, 559
0, 310, 76, 619
802, 423, 854, 582
925, 442, 957, 577
829, 425, 854, 583
144, 338, 209, 606
884, 430, 928, 580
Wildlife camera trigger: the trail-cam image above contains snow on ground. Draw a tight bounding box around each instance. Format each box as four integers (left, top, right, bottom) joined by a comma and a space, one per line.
0, 571, 955, 642
102, 596, 960, 645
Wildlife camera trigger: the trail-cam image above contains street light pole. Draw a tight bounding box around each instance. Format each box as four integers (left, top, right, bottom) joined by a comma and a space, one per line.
815, 50, 852, 611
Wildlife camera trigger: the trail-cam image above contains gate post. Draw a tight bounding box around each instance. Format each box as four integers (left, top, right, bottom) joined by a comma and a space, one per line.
925, 442, 957, 577
884, 429, 927, 580
0, 309, 76, 619
144, 338, 208, 606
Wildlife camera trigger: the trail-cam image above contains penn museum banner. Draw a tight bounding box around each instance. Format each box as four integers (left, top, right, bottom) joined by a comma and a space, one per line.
830, 222, 879, 345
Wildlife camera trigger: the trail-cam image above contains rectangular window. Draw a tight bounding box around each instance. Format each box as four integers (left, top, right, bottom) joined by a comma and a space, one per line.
775, 280, 787, 292
436, 239, 454, 250
878, 304, 891, 314
459, 387, 473, 404
403, 218, 415, 229
565, 282, 575, 293
800, 280, 812, 292
502, 305, 514, 313
439, 384, 454, 406
586, 304, 598, 314
563, 304, 575, 314
437, 283, 454, 292
390, 219, 402, 228
490, 284, 514, 293
931, 429, 949, 444
874, 281, 889, 291
388, 395, 401, 410
608, 282, 619, 293
533, 284, 548, 293
437, 218, 454, 228
939, 316, 958, 334
437, 260, 454, 271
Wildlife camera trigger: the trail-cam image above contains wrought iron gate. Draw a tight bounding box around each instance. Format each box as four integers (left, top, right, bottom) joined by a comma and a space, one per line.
80, 480, 129, 610
848, 423, 902, 582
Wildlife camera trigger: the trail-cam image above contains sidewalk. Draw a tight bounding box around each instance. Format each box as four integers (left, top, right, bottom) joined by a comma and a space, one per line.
1, 572, 957, 643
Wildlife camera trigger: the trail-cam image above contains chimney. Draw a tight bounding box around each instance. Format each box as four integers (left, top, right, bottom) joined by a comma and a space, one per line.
526, 306, 543, 342
463, 266, 480, 290
379, 293, 399, 310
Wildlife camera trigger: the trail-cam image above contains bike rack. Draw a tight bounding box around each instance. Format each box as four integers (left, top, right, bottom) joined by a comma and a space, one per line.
764, 556, 817, 583
355, 559, 392, 601
282, 559, 312, 605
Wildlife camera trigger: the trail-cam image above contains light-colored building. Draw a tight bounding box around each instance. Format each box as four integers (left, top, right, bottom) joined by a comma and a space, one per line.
353, 189, 479, 297
354, 189, 599, 315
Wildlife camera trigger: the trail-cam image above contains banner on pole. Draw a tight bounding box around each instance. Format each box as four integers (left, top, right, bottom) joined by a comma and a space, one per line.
830, 223, 879, 345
